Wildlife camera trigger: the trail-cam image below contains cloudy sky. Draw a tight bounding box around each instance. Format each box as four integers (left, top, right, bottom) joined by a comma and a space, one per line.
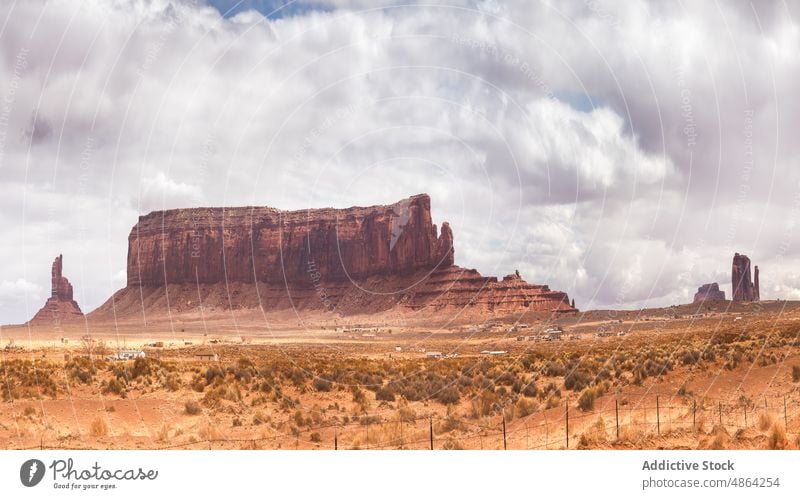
0, 0, 798, 324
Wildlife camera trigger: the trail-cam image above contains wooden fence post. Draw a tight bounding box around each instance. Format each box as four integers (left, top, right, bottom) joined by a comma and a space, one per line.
744, 404, 747, 427
525, 424, 529, 450
656, 395, 660, 435
429, 417, 433, 450
502, 410, 507, 450
615, 399, 620, 440
334, 429, 338, 450
719, 402, 722, 426
784, 396, 788, 429
693, 399, 696, 431
565, 399, 569, 449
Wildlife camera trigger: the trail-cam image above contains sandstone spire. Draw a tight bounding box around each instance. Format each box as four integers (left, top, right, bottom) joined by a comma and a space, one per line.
28, 255, 83, 325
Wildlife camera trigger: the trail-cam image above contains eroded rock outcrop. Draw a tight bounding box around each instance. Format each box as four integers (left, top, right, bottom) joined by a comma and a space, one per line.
693, 282, 725, 303
96, 194, 575, 318
28, 255, 83, 325
732, 253, 760, 302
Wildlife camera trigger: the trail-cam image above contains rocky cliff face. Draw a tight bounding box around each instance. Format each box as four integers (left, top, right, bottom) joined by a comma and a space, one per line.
732, 253, 760, 302
127, 194, 453, 286
29, 255, 83, 325
693, 282, 725, 303
97, 194, 574, 319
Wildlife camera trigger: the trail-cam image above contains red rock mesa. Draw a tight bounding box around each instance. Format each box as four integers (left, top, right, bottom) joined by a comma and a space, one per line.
94, 194, 575, 318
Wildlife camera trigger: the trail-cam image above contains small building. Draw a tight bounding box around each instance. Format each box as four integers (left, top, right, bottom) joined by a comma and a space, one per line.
426, 351, 443, 359
196, 351, 219, 362
544, 327, 563, 341
480, 350, 507, 356
107, 349, 145, 361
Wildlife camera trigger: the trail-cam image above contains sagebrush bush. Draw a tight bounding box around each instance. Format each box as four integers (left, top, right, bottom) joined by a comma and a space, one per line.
184, 400, 202, 415
578, 387, 597, 412
312, 377, 332, 392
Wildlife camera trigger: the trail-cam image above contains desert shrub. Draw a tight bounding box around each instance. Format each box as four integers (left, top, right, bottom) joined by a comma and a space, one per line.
66, 357, 97, 384
470, 389, 500, 418
768, 423, 788, 449
163, 373, 182, 391
515, 397, 538, 417
375, 386, 396, 402
130, 357, 152, 379
90, 416, 108, 437
359, 414, 382, 425
564, 370, 592, 391
681, 350, 700, 366
545, 394, 561, 409
577, 387, 597, 412
792, 365, 800, 382
351, 386, 368, 405
252, 411, 267, 425
758, 412, 776, 432
102, 378, 126, 396
0, 360, 60, 401
442, 437, 464, 450
495, 370, 517, 386
312, 377, 332, 392
184, 400, 202, 415
436, 386, 461, 405
310, 432, 322, 443
288, 368, 309, 387
205, 367, 225, 384
701, 348, 716, 362
544, 361, 566, 377
521, 380, 538, 398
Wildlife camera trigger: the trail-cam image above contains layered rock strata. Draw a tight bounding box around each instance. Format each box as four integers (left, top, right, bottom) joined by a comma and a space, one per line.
95, 194, 575, 318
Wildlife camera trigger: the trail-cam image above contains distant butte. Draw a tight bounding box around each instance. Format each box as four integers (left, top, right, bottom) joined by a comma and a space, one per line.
91, 194, 576, 319
693, 283, 725, 303
28, 254, 83, 326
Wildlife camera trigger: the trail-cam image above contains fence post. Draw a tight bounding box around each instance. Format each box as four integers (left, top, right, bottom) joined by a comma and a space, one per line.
719, 402, 722, 426
744, 404, 747, 427
429, 417, 433, 450
334, 429, 338, 450
565, 398, 569, 449
615, 399, 619, 440
693, 399, 696, 431
545, 414, 549, 450
784, 396, 788, 429
502, 410, 507, 450
656, 395, 660, 435
526, 424, 529, 450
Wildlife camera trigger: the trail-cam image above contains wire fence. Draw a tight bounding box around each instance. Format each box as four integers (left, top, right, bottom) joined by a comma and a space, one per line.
6, 391, 800, 450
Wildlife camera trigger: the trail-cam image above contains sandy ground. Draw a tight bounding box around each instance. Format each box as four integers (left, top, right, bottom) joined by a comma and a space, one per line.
1, 301, 799, 450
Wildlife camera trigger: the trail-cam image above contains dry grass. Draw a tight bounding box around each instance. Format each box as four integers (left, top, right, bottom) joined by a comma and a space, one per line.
90, 416, 108, 437
768, 423, 788, 450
